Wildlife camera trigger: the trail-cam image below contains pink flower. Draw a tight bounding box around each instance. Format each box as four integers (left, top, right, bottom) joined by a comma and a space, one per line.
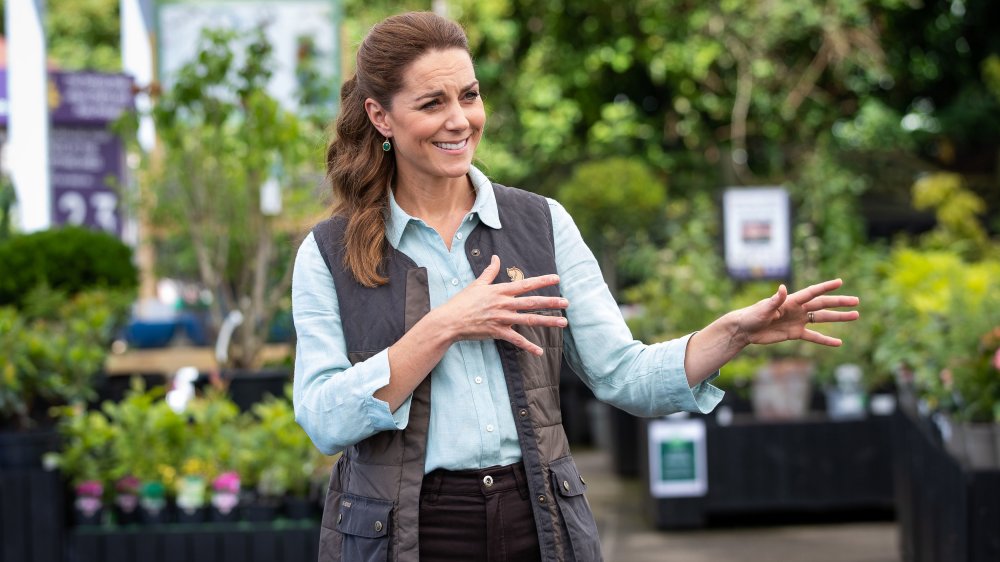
116, 475, 141, 495
76, 480, 103, 498
993, 347, 1000, 371
212, 471, 240, 494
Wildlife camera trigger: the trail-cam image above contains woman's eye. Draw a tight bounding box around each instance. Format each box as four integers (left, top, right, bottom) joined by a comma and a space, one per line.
421, 100, 440, 110
465, 91, 480, 101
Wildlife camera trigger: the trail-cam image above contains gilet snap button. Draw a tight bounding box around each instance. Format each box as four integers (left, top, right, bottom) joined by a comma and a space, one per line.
483, 475, 494, 487
563, 480, 570, 491
374, 520, 383, 532
337, 513, 342, 524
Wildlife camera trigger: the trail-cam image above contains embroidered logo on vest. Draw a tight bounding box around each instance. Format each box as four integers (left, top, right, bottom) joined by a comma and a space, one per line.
506, 267, 524, 282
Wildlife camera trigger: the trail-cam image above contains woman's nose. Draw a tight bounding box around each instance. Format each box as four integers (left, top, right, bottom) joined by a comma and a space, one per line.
444, 101, 470, 130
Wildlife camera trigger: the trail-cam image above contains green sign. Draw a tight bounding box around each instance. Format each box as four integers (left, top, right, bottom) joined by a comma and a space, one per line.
660, 439, 696, 482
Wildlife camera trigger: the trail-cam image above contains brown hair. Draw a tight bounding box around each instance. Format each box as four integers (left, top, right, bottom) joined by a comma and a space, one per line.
327, 12, 470, 287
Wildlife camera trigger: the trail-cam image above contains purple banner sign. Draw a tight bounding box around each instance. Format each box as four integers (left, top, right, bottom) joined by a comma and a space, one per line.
0, 70, 134, 127
49, 72, 134, 126
50, 127, 125, 235
1, 70, 132, 236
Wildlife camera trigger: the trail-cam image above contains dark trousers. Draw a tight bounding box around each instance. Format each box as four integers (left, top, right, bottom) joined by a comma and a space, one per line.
419, 462, 543, 562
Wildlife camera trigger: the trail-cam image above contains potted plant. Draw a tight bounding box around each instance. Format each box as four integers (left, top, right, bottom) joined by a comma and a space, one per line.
45, 404, 116, 526
113, 475, 141, 525
210, 471, 241, 522
74, 480, 105, 526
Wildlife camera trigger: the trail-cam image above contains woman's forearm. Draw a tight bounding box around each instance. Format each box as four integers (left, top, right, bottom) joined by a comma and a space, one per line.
379, 307, 456, 411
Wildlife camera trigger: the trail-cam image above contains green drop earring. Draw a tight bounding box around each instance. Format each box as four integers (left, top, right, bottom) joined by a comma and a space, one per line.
382, 138, 392, 152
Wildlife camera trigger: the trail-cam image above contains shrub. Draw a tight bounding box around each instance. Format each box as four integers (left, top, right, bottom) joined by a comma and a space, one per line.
0, 226, 137, 308
0, 288, 133, 428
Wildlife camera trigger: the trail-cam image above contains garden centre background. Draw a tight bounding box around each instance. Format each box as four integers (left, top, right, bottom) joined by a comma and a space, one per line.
1, 1, 999, 561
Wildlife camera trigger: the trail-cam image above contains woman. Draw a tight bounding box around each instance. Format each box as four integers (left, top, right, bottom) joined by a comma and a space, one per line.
292, 11, 860, 562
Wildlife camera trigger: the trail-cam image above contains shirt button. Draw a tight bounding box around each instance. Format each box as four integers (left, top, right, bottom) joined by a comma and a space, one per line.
456, 232, 464, 240
486, 424, 495, 432
474, 376, 483, 384
451, 278, 459, 286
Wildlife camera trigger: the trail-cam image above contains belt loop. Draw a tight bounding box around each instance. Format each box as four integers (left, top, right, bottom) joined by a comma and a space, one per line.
512, 462, 529, 500
424, 470, 442, 504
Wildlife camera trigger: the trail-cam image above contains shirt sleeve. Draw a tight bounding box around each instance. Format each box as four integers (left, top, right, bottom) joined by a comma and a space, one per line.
547, 198, 724, 417
291, 232, 412, 455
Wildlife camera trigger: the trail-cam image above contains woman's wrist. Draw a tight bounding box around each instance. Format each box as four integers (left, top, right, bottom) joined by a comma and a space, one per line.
724, 309, 753, 351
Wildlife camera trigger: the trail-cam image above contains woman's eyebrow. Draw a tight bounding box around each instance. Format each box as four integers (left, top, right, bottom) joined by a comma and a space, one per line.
412, 81, 479, 102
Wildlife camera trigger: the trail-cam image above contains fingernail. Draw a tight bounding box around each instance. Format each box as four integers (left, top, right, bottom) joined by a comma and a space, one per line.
558, 318, 568, 327
560, 299, 569, 307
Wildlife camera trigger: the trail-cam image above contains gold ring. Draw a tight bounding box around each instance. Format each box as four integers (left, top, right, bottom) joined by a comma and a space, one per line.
807, 312, 815, 323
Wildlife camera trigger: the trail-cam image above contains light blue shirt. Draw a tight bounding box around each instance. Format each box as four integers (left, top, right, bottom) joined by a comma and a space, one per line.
292, 166, 723, 472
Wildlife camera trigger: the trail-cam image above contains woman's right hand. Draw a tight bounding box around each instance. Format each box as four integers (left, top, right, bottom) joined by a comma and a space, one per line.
437, 255, 569, 356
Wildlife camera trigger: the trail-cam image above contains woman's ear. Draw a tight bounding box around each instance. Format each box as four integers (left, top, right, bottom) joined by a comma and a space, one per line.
364, 98, 391, 138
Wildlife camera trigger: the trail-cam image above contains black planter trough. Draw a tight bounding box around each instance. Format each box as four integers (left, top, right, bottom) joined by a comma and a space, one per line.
0, 428, 65, 562
640, 413, 896, 529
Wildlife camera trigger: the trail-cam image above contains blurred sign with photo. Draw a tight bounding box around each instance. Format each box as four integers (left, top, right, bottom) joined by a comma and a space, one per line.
722, 187, 791, 281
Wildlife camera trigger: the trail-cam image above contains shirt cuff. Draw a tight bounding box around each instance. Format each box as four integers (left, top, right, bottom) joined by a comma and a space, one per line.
361, 350, 413, 431
662, 333, 725, 415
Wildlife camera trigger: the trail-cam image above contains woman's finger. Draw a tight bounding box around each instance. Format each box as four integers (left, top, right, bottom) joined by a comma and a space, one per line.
800, 329, 843, 347
803, 295, 860, 311
511, 296, 569, 311
789, 278, 844, 305
474, 255, 502, 286
503, 329, 544, 356
502, 273, 561, 296
496, 310, 568, 329
806, 310, 860, 324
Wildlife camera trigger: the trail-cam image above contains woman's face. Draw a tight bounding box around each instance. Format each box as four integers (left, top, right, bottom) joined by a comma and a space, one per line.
373, 48, 485, 186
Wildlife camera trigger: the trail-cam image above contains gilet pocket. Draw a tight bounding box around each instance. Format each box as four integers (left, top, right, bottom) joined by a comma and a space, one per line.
550, 456, 603, 561
335, 493, 393, 562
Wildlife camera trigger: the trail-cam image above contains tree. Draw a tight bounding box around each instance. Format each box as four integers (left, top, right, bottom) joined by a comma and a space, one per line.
0, 0, 121, 71
127, 27, 324, 369
556, 157, 664, 299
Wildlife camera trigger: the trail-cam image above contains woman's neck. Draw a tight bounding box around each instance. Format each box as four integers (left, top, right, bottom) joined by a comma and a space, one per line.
393, 172, 476, 249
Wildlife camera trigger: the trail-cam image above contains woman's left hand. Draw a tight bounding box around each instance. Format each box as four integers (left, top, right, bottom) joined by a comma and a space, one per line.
736, 279, 860, 347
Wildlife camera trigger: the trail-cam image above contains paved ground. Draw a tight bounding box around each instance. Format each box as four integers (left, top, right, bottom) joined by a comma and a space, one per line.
576, 447, 901, 562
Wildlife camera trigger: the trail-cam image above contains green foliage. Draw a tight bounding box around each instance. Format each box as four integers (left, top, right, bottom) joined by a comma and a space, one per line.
556, 157, 665, 297
46, 404, 117, 487
0, 288, 132, 428
244, 387, 325, 498
871, 248, 1000, 420
0, 173, 15, 241
127, 27, 324, 368
912, 172, 989, 257
44, 0, 121, 71
557, 157, 665, 251
0, 226, 137, 309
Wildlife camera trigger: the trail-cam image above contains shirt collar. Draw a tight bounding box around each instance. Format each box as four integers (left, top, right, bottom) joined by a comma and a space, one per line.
385, 165, 501, 248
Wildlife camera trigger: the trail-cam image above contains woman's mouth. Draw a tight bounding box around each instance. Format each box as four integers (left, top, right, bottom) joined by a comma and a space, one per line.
433, 138, 468, 150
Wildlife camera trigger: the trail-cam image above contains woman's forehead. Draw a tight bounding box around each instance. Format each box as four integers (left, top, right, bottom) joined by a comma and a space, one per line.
400, 49, 477, 94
